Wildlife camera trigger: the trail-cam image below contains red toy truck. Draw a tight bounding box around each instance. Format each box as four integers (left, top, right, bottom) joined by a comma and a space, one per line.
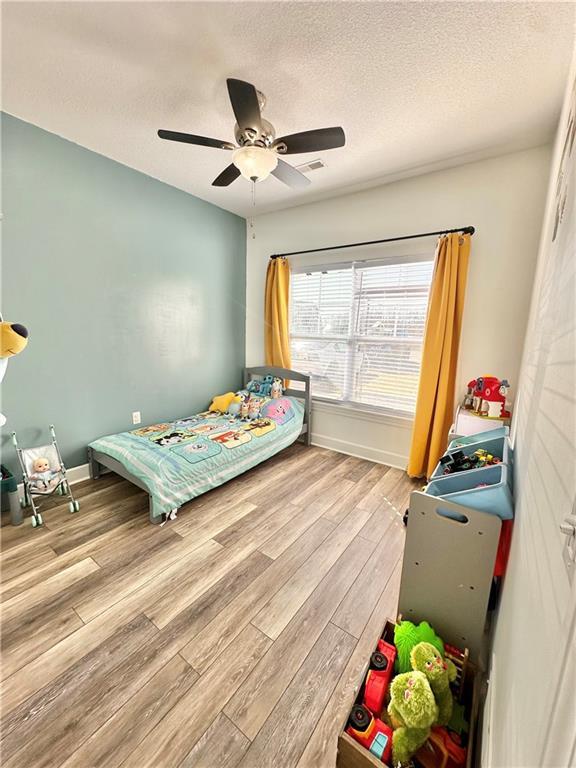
363, 639, 397, 716
346, 704, 393, 764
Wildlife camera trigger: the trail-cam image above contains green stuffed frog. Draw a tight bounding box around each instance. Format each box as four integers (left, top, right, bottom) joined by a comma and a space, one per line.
410, 641, 457, 726
387, 671, 438, 766
394, 620, 445, 673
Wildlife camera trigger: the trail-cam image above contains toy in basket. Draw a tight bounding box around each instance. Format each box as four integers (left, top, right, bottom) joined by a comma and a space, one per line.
11, 425, 80, 527
339, 619, 473, 768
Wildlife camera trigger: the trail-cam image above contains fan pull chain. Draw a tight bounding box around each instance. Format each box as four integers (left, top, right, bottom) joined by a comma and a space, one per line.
251, 179, 256, 207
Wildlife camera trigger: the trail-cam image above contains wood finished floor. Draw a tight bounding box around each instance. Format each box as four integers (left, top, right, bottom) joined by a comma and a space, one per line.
0, 444, 419, 768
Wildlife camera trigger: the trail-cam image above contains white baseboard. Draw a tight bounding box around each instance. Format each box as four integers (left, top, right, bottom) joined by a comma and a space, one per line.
311, 432, 408, 470
16, 462, 90, 498
62, 462, 91, 485
14, 437, 407, 499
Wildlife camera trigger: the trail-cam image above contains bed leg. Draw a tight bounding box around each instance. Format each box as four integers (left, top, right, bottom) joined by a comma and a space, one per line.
88, 448, 101, 480
304, 385, 312, 446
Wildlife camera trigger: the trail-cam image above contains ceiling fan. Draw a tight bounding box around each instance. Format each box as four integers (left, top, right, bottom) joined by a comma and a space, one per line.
158, 78, 345, 189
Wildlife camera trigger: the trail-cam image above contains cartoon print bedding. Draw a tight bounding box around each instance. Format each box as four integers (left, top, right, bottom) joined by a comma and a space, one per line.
88, 395, 304, 519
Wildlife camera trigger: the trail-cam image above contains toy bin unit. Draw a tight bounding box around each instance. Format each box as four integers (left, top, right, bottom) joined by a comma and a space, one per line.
429, 434, 511, 481
403, 430, 514, 661
425, 464, 513, 521
447, 426, 509, 450
399, 487, 504, 665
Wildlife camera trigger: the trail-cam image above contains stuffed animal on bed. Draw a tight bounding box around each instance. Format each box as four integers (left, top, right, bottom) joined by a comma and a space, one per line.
247, 375, 274, 397
209, 392, 238, 413
271, 378, 283, 399
29, 457, 60, 491
227, 394, 243, 417
261, 397, 294, 425
248, 399, 261, 420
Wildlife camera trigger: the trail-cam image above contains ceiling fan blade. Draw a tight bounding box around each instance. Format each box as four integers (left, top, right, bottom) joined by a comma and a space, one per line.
273, 127, 345, 154
226, 78, 262, 135
212, 164, 241, 187
272, 159, 312, 189
158, 130, 235, 150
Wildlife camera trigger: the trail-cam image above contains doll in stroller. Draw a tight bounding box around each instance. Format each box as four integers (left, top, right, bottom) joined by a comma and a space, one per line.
12, 425, 80, 527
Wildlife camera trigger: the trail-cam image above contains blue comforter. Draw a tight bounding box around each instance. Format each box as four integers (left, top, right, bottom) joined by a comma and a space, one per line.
89, 396, 304, 518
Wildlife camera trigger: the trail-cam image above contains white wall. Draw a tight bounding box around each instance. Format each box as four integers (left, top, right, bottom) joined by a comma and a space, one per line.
246, 147, 551, 466
483, 63, 576, 768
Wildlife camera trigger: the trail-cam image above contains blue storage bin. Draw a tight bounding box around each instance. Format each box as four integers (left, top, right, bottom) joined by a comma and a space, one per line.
430, 435, 510, 481
447, 426, 509, 451
425, 463, 514, 520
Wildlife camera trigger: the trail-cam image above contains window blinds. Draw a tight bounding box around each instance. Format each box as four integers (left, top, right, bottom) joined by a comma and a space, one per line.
289, 258, 434, 415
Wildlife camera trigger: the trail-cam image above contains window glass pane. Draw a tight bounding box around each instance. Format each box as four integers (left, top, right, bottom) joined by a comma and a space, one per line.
290, 338, 349, 399
289, 258, 433, 415
290, 269, 353, 338
355, 261, 433, 340
352, 340, 423, 412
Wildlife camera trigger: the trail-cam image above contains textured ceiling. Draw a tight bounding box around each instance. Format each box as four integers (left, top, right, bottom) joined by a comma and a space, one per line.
3, 1, 575, 217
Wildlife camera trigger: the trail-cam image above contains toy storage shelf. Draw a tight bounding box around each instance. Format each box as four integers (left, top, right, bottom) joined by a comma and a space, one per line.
398, 491, 502, 664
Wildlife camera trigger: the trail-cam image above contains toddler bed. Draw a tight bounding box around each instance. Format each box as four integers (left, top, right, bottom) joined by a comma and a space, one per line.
87, 367, 311, 524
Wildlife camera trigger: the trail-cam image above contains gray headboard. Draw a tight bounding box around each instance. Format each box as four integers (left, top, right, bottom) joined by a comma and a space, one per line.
243, 366, 311, 446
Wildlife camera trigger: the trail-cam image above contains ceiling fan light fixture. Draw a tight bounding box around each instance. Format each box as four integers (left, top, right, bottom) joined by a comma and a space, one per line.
158, 78, 345, 190
232, 145, 278, 182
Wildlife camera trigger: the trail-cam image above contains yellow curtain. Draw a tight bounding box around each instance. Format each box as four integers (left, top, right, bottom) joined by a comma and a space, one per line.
264, 257, 291, 369
407, 233, 471, 478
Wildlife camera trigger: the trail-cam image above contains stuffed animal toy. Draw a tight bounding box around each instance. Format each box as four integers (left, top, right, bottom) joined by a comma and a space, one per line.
410, 642, 457, 726
29, 457, 60, 491
240, 400, 250, 420
227, 394, 243, 417
388, 671, 438, 767
271, 378, 283, 399
394, 620, 445, 673
261, 398, 294, 425
247, 375, 274, 397
0, 319, 29, 426
209, 392, 237, 413
248, 399, 261, 420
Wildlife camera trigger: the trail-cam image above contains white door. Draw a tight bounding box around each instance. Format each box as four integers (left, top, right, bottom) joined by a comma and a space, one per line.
485, 61, 576, 768
540, 607, 576, 767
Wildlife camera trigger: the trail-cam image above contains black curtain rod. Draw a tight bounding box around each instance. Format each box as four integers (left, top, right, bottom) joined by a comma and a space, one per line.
270, 225, 475, 259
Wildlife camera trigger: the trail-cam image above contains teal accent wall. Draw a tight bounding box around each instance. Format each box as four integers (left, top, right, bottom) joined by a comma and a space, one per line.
1, 114, 246, 474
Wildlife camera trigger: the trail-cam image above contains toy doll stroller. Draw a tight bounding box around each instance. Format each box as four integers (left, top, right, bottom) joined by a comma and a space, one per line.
12, 425, 80, 527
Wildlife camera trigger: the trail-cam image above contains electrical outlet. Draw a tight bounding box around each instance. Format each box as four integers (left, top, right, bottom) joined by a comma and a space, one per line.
132, 411, 141, 425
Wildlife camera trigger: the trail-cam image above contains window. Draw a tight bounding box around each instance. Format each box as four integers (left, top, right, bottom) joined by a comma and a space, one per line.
289, 257, 434, 416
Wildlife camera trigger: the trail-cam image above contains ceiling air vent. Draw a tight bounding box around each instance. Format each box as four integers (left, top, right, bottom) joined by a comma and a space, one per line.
294, 159, 325, 174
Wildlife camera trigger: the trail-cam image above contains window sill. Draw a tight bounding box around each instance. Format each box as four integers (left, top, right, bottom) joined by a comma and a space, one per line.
311, 398, 414, 428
